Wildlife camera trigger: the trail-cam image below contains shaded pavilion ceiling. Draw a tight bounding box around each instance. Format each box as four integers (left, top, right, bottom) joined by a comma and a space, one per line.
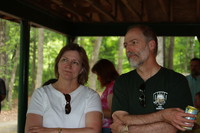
0, 0, 200, 36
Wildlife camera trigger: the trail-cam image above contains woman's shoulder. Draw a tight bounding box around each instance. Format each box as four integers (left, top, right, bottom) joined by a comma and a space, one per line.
78, 85, 100, 98
32, 85, 52, 96
80, 85, 98, 94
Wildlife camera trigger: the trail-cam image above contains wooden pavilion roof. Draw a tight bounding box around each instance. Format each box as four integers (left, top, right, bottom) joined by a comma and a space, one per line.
0, 0, 200, 36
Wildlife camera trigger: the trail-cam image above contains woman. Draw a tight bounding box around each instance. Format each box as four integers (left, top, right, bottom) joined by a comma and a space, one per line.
25, 43, 102, 133
92, 59, 119, 133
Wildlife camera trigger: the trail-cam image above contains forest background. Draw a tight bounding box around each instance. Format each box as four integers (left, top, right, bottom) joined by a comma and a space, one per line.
0, 19, 200, 110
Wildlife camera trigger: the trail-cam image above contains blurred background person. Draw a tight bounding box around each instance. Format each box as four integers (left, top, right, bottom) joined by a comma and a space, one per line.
194, 92, 200, 110
42, 78, 57, 86
183, 92, 200, 133
92, 59, 119, 133
192, 92, 200, 133
25, 43, 102, 133
186, 58, 200, 103
0, 78, 6, 113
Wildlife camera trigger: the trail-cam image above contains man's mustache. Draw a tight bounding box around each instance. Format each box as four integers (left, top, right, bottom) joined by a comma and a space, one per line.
127, 52, 138, 57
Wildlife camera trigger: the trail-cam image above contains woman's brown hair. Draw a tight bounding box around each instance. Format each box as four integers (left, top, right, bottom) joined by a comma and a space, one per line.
92, 59, 119, 87
54, 43, 89, 85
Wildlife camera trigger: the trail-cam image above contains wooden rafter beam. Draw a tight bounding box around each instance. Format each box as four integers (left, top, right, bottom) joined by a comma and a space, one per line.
169, 0, 173, 21
85, 0, 115, 21
158, 0, 168, 17
60, 0, 90, 21
119, 0, 142, 20
197, 0, 200, 21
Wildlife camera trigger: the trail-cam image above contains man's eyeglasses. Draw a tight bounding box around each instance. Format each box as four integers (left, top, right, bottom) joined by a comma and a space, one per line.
63, 94, 71, 114
139, 83, 146, 107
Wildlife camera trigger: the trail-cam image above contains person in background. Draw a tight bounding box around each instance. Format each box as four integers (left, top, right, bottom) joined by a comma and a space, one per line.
186, 58, 200, 104
192, 92, 200, 133
42, 78, 57, 86
194, 92, 200, 110
111, 25, 195, 133
92, 59, 119, 133
183, 92, 200, 133
25, 43, 102, 133
0, 78, 6, 113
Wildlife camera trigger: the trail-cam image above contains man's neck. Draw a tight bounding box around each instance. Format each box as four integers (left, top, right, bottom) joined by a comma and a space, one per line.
136, 63, 161, 81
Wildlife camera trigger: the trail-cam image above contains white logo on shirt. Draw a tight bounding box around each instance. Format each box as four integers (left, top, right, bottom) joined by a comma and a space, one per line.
153, 91, 168, 110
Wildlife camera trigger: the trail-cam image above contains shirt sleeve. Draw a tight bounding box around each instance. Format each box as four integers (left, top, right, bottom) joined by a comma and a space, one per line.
27, 87, 45, 116
85, 90, 102, 113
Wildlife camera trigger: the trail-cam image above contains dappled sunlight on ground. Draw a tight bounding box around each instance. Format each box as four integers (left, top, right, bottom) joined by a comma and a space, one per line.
0, 104, 18, 133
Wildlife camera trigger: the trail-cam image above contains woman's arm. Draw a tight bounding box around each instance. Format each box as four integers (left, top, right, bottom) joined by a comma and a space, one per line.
103, 94, 113, 118
107, 94, 113, 110
25, 113, 43, 133
84, 111, 102, 133
25, 111, 102, 133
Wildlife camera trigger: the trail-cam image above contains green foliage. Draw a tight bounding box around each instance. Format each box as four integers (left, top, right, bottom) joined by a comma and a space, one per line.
0, 19, 21, 107
100, 37, 118, 62
2, 101, 12, 110
42, 29, 66, 83
28, 27, 66, 93
77, 36, 98, 60
77, 36, 131, 74
0, 20, 20, 78
164, 37, 200, 73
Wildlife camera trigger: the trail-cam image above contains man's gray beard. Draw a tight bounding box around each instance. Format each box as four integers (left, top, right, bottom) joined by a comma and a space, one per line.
128, 58, 139, 68
127, 44, 150, 68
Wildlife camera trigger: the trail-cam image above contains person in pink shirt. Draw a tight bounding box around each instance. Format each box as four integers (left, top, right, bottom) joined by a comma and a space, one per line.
92, 59, 119, 133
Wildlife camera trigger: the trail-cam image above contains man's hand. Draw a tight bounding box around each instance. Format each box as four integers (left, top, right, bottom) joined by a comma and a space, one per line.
161, 108, 196, 131
111, 113, 126, 133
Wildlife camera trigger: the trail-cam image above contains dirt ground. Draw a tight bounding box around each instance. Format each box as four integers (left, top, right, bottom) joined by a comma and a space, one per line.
0, 98, 18, 122
0, 107, 18, 122
0, 101, 18, 133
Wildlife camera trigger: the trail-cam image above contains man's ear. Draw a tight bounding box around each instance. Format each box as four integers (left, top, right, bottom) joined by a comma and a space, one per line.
148, 40, 156, 51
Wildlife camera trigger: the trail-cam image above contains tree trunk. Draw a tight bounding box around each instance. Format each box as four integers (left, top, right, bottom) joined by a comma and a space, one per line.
0, 19, 7, 107
0, 20, 6, 79
163, 37, 166, 67
31, 28, 37, 90
8, 46, 20, 108
35, 28, 44, 88
168, 37, 174, 69
117, 37, 124, 74
156, 37, 164, 66
88, 37, 102, 90
183, 37, 189, 73
189, 37, 195, 58
185, 37, 195, 72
